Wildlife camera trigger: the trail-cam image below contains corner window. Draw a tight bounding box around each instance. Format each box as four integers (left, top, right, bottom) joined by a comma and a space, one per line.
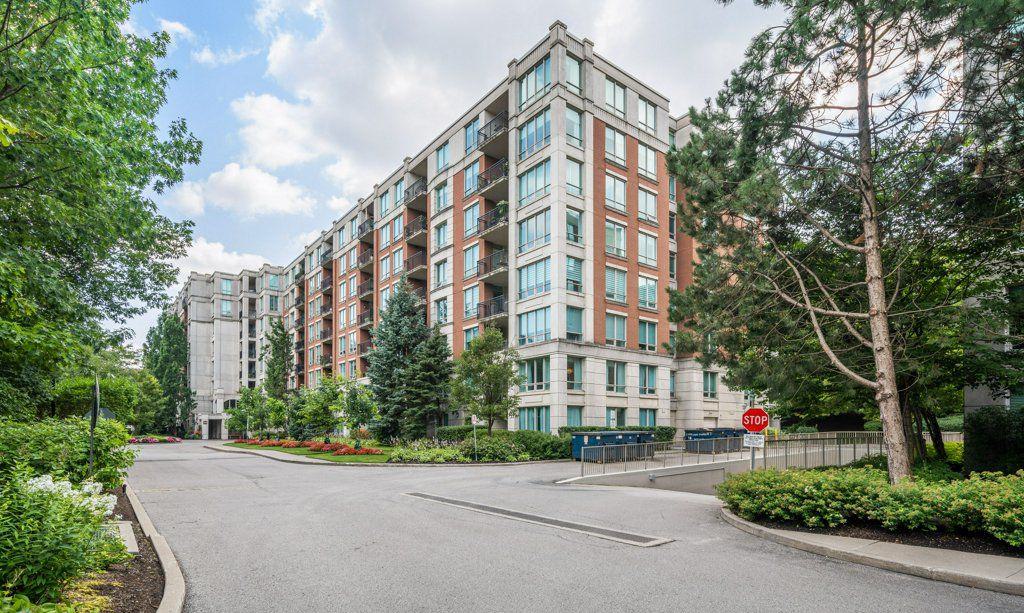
639, 98, 657, 133
220, 279, 232, 295
605, 77, 626, 118
566, 107, 583, 148
565, 54, 582, 95
519, 55, 551, 108
517, 306, 551, 346
220, 300, 232, 316
517, 208, 551, 254
519, 357, 550, 392
517, 159, 551, 207
517, 257, 551, 300
518, 108, 551, 160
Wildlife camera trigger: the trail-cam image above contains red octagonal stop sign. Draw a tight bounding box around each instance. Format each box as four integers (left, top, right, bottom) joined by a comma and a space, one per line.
742, 408, 770, 433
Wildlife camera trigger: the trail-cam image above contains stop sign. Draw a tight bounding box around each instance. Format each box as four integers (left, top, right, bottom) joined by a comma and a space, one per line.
742, 408, 770, 433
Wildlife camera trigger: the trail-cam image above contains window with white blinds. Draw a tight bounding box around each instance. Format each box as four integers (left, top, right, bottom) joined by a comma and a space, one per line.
517, 257, 550, 299
639, 276, 658, 309
566, 256, 583, 293
606, 267, 626, 303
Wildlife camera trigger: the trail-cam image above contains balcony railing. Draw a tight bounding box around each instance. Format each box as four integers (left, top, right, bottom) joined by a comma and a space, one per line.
477, 158, 508, 192
357, 218, 375, 239
477, 249, 508, 277
477, 206, 508, 234
405, 250, 427, 271
319, 250, 333, 265
320, 303, 332, 316
357, 279, 374, 297
477, 111, 508, 146
319, 355, 332, 367
410, 285, 426, 302
320, 330, 332, 341
357, 249, 374, 267
358, 310, 374, 327
358, 340, 374, 355
405, 215, 427, 239
294, 338, 305, 350
402, 177, 427, 206
477, 295, 508, 320
320, 278, 332, 292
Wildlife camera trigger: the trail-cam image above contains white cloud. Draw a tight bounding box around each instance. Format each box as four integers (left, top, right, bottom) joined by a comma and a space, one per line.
118, 18, 142, 37
162, 163, 316, 219
191, 45, 259, 67
291, 229, 325, 251
163, 181, 205, 216
176, 237, 268, 286
158, 19, 194, 45
326, 196, 354, 213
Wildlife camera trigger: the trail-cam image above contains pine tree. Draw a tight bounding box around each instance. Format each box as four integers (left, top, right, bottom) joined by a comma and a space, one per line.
366, 280, 429, 441
144, 311, 196, 435
451, 327, 522, 435
402, 325, 453, 439
262, 318, 293, 402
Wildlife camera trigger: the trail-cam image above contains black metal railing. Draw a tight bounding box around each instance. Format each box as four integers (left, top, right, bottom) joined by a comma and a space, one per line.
320, 278, 331, 292
319, 250, 333, 264
319, 330, 331, 341
402, 177, 427, 206
320, 303, 332, 315
357, 218, 374, 239
358, 310, 374, 326
358, 341, 374, 354
357, 280, 374, 297
405, 215, 427, 239
477, 249, 508, 277
477, 111, 508, 146
477, 295, 508, 319
405, 250, 427, 271
477, 206, 508, 234
477, 158, 508, 192
357, 249, 374, 267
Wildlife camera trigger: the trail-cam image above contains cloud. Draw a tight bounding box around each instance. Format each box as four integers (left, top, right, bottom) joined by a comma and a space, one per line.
158, 19, 194, 45
118, 18, 142, 37
326, 196, 354, 214
230, 93, 335, 168
162, 163, 316, 219
163, 181, 205, 216
191, 45, 259, 67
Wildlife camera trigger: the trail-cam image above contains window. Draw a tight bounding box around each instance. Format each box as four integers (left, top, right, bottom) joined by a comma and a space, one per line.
703, 371, 718, 399
606, 267, 627, 303
463, 326, 479, 348
268, 274, 280, 290
463, 202, 479, 237
393, 216, 403, 237
517, 307, 550, 346
349, 249, 357, 268
638, 189, 657, 223
669, 253, 677, 280
433, 260, 449, 287
337, 304, 347, 327
348, 304, 356, 325
669, 177, 677, 204
463, 285, 479, 319
639, 276, 658, 309
434, 221, 449, 248
434, 298, 448, 324
519, 55, 551, 108
606, 408, 626, 427
269, 295, 279, 312
566, 107, 583, 147
566, 54, 582, 94
705, 331, 717, 355
640, 408, 656, 427
464, 161, 479, 196
744, 390, 757, 408
605, 313, 626, 346
567, 158, 583, 196
518, 406, 550, 432
518, 159, 551, 207
434, 182, 449, 213
639, 98, 656, 133
639, 233, 658, 267
566, 307, 583, 342
518, 108, 550, 160
669, 211, 677, 239
381, 224, 391, 247
605, 174, 626, 212
381, 255, 391, 280
395, 178, 405, 203
338, 278, 347, 298
380, 191, 390, 215
463, 244, 479, 279
436, 142, 449, 171
519, 357, 550, 392
567, 406, 583, 426
220, 279, 232, 294
670, 372, 677, 397
464, 117, 480, 153
639, 320, 657, 351
605, 127, 625, 166
669, 129, 676, 148
639, 365, 657, 395
605, 77, 626, 118
392, 247, 403, 274
566, 256, 583, 293
220, 300, 232, 316
517, 208, 550, 254
348, 275, 357, 297
606, 361, 626, 393
639, 145, 657, 181
380, 286, 391, 311
338, 334, 347, 354
517, 257, 550, 299
566, 209, 582, 243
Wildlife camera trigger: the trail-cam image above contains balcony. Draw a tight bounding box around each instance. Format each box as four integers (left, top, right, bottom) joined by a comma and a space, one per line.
358, 310, 374, 328
404, 250, 427, 279
319, 251, 333, 269
319, 329, 332, 342
477, 206, 509, 242
357, 249, 374, 270
477, 111, 508, 157
319, 354, 333, 368
404, 215, 427, 246
320, 303, 333, 317
357, 279, 374, 298
294, 338, 305, 350
477, 158, 508, 198
293, 363, 304, 375
477, 295, 508, 322
402, 177, 428, 212
320, 278, 332, 294
357, 218, 375, 241
477, 249, 508, 282
358, 340, 374, 355
410, 284, 426, 303
294, 314, 304, 326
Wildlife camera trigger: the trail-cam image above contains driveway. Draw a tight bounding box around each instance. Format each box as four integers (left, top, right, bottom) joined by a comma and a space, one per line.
129, 442, 1022, 612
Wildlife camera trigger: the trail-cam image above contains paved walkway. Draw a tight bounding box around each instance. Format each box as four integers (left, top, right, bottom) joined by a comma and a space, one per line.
129, 442, 1024, 613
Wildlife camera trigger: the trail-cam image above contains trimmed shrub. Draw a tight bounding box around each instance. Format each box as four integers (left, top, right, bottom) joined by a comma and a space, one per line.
435, 425, 486, 442
937, 414, 964, 431
459, 436, 528, 462
557, 425, 677, 442
389, 447, 469, 463
964, 405, 1024, 474
509, 430, 571, 460
0, 419, 134, 490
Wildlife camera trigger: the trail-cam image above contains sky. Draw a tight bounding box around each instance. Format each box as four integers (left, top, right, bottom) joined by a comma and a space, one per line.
117, 0, 784, 348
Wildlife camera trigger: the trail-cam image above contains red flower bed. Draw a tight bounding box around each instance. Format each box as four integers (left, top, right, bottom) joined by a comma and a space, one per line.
332, 446, 383, 456
259, 440, 283, 447
130, 436, 182, 444
281, 441, 301, 448
300, 441, 318, 448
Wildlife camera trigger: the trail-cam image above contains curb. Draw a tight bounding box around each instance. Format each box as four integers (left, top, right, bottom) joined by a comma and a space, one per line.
126, 483, 186, 613
205, 444, 571, 467
720, 507, 1024, 598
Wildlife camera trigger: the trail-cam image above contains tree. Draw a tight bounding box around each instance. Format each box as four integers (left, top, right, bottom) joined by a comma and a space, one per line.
366, 280, 429, 441
301, 377, 343, 441
451, 328, 522, 435
262, 318, 293, 402
668, 0, 1024, 482
51, 376, 139, 423
266, 397, 288, 435
340, 379, 377, 447
144, 311, 195, 435
130, 369, 164, 435
0, 1, 200, 410
402, 325, 453, 439
239, 387, 269, 438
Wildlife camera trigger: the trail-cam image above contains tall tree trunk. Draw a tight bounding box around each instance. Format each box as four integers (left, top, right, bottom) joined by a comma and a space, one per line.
922, 408, 946, 460
856, 19, 912, 483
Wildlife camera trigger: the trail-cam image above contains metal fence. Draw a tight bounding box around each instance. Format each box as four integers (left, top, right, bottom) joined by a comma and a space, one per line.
579, 431, 887, 478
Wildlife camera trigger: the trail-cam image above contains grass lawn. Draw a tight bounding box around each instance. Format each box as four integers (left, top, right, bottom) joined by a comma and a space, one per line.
225, 442, 392, 463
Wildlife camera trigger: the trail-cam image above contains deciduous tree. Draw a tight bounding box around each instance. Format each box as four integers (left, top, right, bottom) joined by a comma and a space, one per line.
451, 328, 522, 435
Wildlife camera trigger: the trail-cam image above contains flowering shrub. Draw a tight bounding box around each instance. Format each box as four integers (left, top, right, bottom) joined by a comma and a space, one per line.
129, 435, 182, 444
332, 446, 383, 455
352, 428, 372, 440
281, 441, 301, 448
300, 441, 318, 448
258, 440, 283, 447
0, 418, 134, 490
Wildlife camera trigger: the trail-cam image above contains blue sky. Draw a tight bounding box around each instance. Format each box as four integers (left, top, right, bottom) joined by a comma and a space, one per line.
119, 0, 783, 346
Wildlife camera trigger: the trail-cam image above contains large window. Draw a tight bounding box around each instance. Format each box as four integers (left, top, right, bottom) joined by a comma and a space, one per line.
566, 107, 583, 147
605, 174, 626, 212
605, 77, 626, 118
566, 54, 582, 94
566, 208, 582, 243
463, 285, 479, 319
434, 221, 449, 248
606, 361, 626, 393
519, 108, 550, 160
380, 191, 390, 215
605, 220, 626, 258
519, 55, 551, 108
606, 267, 627, 303
567, 357, 583, 391
464, 117, 480, 153
393, 215, 403, 237
639, 364, 657, 395
220, 279, 232, 294
519, 406, 550, 432
639, 276, 658, 309
639, 232, 658, 267
464, 326, 479, 348
433, 259, 449, 287
639, 189, 657, 223
463, 201, 479, 237
436, 142, 449, 171
640, 408, 656, 427
268, 274, 280, 290
517, 208, 551, 254
639, 144, 657, 181
464, 161, 479, 196
395, 178, 405, 203
517, 257, 551, 299
639, 98, 657, 133
639, 320, 657, 351
567, 405, 583, 426
392, 247, 404, 274
519, 357, 550, 392
605, 313, 626, 346
606, 408, 626, 427
381, 224, 391, 247
463, 244, 479, 279
434, 297, 448, 324
220, 299, 231, 316
381, 254, 391, 279
703, 371, 718, 399
566, 307, 583, 342
517, 307, 551, 346
605, 127, 625, 166
518, 159, 551, 207
566, 256, 583, 293
567, 159, 583, 196
433, 182, 449, 213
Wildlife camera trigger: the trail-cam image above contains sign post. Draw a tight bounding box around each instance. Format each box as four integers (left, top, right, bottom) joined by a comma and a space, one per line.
470, 415, 480, 462
742, 408, 770, 470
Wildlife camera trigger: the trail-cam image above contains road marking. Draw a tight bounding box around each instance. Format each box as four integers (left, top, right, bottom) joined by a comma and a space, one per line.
404, 492, 673, 547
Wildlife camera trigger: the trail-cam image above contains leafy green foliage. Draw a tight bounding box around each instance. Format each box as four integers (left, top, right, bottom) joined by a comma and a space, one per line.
262, 319, 293, 402
459, 436, 528, 463
143, 311, 195, 434
507, 430, 570, 460
388, 446, 469, 464
402, 325, 453, 440
51, 377, 139, 423
557, 426, 677, 443
435, 425, 484, 441
298, 377, 343, 441
451, 328, 522, 435
964, 406, 1024, 474
0, 419, 134, 490
128, 369, 164, 434
340, 379, 376, 435
0, 594, 78, 612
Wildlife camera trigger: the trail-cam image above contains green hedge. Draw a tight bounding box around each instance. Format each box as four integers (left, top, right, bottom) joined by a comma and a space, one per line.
865, 415, 963, 433
435, 425, 485, 441
557, 425, 677, 442
964, 406, 1024, 474
0, 419, 135, 489
718, 467, 1024, 546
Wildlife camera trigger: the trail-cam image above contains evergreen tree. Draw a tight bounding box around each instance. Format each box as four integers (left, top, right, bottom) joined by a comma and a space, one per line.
366, 280, 429, 441
144, 311, 195, 435
451, 328, 522, 435
262, 318, 293, 402
402, 325, 453, 439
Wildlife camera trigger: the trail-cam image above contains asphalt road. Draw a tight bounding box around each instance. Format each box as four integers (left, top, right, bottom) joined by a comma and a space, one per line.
129, 442, 1023, 613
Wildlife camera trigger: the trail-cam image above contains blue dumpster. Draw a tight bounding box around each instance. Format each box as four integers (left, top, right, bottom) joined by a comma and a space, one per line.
684, 428, 744, 453
571, 431, 655, 461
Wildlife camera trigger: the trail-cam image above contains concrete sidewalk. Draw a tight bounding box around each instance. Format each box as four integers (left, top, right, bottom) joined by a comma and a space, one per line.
722, 508, 1024, 597
205, 442, 335, 464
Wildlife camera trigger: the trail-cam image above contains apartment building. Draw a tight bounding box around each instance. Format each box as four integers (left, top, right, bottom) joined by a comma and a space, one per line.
174, 265, 285, 439
282, 21, 751, 434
